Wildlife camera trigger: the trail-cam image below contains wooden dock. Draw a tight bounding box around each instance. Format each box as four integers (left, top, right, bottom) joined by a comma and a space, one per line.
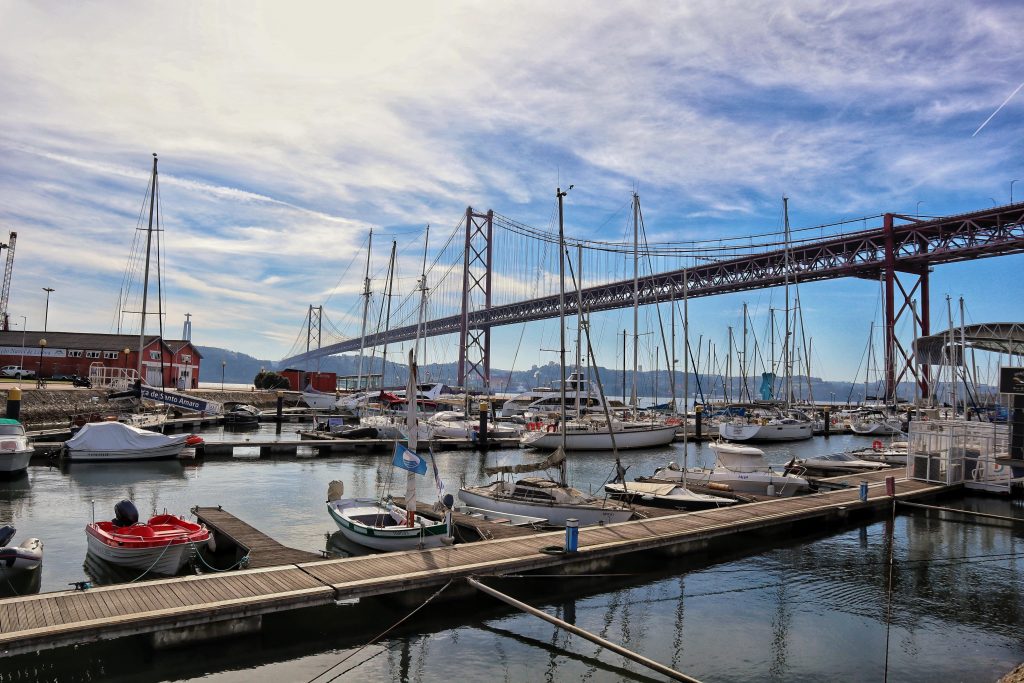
193, 507, 321, 568
0, 474, 955, 656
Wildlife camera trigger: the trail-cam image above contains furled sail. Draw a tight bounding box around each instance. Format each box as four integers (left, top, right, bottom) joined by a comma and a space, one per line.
484, 447, 566, 476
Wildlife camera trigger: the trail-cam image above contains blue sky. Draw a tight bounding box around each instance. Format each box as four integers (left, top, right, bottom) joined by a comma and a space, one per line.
0, 1, 1022, 384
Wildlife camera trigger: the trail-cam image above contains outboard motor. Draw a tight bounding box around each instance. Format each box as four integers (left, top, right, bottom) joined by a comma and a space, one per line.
0, 525, 15, 548
112, 500, 139, 527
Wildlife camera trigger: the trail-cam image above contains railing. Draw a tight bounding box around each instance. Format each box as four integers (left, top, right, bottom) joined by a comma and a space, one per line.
907, 419, 1019, 492
88, 362, 140, 390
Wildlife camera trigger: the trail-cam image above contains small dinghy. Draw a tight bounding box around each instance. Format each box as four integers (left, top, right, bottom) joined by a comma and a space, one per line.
0, 525, 43, 573
85, 501, 210, 576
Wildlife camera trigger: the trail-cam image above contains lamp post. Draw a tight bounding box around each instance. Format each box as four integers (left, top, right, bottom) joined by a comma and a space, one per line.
19, 316, 26, 374
37, 338, 47, 386
221, 360, 226, 391
1012, 180, 1020, 204
42, 288, 54, 332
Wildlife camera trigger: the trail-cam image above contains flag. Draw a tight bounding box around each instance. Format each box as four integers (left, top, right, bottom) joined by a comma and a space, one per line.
427, 448, 446, 500
392, 443, 428, 476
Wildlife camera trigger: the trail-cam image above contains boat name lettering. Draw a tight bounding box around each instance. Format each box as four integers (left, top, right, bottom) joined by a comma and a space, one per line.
140, 387, 210, 412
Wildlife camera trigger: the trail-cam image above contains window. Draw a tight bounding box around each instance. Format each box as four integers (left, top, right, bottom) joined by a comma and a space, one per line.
103, 351, 118, 359
85, 351, 101, 359
68, 350, 83, 358
149, 351, 160, 360
181, 354, 191, 363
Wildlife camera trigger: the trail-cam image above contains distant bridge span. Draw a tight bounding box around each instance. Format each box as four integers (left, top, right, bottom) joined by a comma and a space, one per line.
282, 203, 1024, 397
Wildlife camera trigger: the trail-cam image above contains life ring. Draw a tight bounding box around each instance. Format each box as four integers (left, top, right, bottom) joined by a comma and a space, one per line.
546, 424, 557, 433
872, 440, 883, 452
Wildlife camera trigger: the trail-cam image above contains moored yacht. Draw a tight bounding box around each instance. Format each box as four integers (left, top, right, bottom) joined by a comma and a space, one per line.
650, 441, 811, 497
716, 404, 813, 442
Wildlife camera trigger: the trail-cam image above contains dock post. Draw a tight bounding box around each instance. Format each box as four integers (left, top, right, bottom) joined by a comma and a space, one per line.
275, 391, 284, 434
5, 386, 21, 420
823, 407, 830, 438
694, 405, 702, 441
478, 400, 489, 450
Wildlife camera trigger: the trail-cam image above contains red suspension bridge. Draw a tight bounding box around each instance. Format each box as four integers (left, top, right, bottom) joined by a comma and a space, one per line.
281, 202, 1024, 399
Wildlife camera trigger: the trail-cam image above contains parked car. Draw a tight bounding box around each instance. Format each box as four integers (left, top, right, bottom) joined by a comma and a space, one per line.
0, 366, 34, 379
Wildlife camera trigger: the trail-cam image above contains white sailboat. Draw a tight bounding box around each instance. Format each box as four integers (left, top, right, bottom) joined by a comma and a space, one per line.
460, 186, 633, 527
651, 441, 811, 497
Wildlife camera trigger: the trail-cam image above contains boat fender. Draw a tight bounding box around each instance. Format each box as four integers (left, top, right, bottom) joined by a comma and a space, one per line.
546, 424, 557, 433
185, 434, 204, 447
872, 440, 883, 452
0, 525, 14, 548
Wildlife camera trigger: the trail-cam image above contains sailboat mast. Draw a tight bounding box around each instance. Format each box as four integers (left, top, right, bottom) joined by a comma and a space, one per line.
682, 267, 689, 484
782, 196, 792, 406
742, 303, 749, 401
632, 193, 639, 415
356, 229, 374, 391
556, 187, 570, 484
418, 226, 430, 371
138, 153, 158, 378
405, 346, 419, 527
576, 243, 583, 417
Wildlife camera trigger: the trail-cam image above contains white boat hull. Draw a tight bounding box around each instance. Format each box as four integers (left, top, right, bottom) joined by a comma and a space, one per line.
652, 467, 810, 497
521, 424, 677, 451
85, 533, 200, 575
719, 421, 813, 442
850, 421, 903, 435
459, 487, 633, 526
302, 392, 338, 410
0, 449, 31, 474
66, 442, 187, 462
327, 499, 450, 552
0, 538, 43, 572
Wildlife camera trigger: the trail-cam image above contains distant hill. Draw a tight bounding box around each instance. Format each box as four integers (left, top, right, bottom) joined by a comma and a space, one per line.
195, 345, 974, 404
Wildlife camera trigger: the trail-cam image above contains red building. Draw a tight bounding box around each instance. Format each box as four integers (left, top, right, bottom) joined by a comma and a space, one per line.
279, 369, 336, 392
0, 331, 203, 387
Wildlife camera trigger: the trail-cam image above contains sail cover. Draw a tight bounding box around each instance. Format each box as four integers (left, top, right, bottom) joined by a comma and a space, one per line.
484, 447, 566, 476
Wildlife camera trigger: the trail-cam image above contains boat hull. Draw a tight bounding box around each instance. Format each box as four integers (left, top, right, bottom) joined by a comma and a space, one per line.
718, 421, 812, 442
0, 449, 31, 475
652, 467, 810, 497
521, 424, 677, 451
458, 487, 633, 526
0, 538, 43, 572
85, 532, 199, 575
327, 499, 450, 552
66, 442, 186, 462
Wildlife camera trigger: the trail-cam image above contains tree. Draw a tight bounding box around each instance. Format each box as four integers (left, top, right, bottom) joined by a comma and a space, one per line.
254, 371, 290, 390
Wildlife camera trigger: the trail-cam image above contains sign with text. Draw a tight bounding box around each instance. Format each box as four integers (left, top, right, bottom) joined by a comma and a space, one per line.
140, 386, 213, 413
999, 366, 1024, 395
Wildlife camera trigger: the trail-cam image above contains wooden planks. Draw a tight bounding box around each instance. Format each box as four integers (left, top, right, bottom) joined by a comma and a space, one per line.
0, 475, 955, 657
193, 507, 321, 568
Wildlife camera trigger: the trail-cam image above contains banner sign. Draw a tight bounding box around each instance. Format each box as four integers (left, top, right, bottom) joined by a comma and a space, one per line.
140, 386, 213, 412
0, 346, 66, 358
999, 367, 1024, 395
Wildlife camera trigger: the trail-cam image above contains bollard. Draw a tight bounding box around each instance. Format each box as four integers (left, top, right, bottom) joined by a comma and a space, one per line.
823, 407, 831, 438
885, 475, 896, 497
859, 480, 868, 502
478, 400, 489, 450
275, 390, 284, 435
565, 518, 579, 552
5, 386, 21, 420
695, 405, 703, 441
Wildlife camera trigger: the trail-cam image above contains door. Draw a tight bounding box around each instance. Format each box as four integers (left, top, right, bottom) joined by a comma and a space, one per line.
146, 366, 163, 386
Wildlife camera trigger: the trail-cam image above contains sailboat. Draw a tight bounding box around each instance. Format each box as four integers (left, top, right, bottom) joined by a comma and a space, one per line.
459, 186, 633, 527
326, 349, 452, 551
519, 193, 676, 451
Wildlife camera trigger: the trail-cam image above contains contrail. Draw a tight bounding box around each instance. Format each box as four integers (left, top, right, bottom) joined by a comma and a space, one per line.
972, 80, 1024, 137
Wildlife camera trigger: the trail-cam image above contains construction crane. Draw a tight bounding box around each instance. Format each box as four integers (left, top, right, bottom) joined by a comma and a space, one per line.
0, 231, 17, 331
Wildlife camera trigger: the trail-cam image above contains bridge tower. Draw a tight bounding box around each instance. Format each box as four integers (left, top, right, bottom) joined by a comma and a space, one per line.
458, 207, 493, 390
883, 213, 930, 401
306, 305, 323, 358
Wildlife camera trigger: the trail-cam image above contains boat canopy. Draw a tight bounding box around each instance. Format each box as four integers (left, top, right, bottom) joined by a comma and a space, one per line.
66, 421, 186, 451
484, 447, 566, 476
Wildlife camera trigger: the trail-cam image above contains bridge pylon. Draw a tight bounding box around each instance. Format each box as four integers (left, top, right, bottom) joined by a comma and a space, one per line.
883, 213, 930, 402
458, 207, 493, 390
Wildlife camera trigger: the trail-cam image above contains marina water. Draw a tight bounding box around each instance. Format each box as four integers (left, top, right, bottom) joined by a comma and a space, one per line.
2, 423, 1023, 681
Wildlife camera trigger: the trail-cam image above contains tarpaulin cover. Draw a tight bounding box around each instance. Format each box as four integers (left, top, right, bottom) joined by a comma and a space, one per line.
66, 421, 189, 451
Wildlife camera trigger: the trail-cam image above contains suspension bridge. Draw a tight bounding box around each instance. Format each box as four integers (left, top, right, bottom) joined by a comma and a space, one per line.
280, 201, 1024, 399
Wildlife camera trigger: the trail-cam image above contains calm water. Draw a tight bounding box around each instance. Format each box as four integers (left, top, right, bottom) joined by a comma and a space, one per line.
2, 425, 1023, 682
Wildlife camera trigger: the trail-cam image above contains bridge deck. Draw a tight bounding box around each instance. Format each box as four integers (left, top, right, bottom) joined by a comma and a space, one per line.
0, 475, 953, 656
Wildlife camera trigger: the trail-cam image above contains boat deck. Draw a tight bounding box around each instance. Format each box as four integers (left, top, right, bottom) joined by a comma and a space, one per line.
0, 474, 953, 656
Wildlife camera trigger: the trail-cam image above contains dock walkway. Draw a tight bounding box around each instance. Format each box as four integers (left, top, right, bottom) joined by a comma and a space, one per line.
193, 507, 321, 568
0, 475, 953, 656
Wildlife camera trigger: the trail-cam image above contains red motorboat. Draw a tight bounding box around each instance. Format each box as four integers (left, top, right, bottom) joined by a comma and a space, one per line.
85, 501, 210, 576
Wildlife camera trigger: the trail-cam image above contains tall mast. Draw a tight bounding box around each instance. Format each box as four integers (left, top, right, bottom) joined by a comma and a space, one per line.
556, 186, 570, 485
742, 302, 749, 401
418, 226, 430, 372
865, 321, 874, 404
575, 243, 583, 417
670, 287, 676, 412
377, 242, 397, 398
782, 196, 792, 406
356, 229, 374, 391
682, 266, 689, 484
632, 193, 639, 415
138, 153, 158, 377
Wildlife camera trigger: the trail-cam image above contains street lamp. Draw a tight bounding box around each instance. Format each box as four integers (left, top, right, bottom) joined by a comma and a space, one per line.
42, 288, 54, 332
221, 360, 226, 391
1012, 180, 1020, 204
37, 338, 46, 386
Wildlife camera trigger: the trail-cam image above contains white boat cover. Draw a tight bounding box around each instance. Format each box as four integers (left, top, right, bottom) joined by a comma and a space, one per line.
66, 422, 189, 452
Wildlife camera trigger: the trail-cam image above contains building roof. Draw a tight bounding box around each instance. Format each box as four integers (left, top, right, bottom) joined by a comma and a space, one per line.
0, 331, 201, 357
